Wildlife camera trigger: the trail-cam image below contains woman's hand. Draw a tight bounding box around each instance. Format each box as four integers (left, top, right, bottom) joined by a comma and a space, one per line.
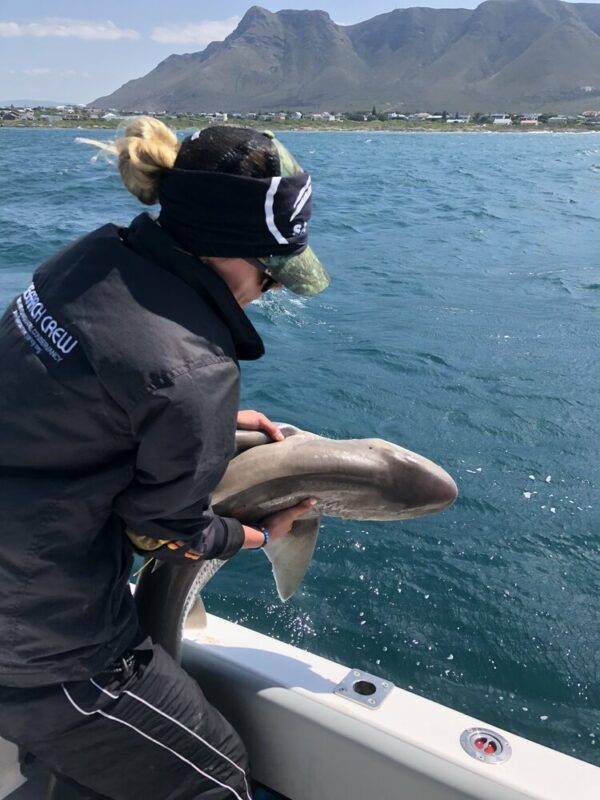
263, 498, 317, 543
242, 498, 317, 548
237, 409, 285, 442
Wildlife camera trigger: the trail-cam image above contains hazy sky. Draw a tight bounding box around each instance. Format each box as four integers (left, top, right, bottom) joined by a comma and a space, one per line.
0, 0, 596, 104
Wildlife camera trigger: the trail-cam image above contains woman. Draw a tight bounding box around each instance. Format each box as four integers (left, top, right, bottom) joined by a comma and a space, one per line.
0, 118, 330, 799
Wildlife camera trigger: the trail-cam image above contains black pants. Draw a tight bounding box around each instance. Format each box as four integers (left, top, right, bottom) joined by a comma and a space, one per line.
0, 639, 251, 800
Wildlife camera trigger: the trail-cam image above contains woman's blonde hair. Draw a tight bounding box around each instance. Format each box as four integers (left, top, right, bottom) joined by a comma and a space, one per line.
77, 116, 180, 204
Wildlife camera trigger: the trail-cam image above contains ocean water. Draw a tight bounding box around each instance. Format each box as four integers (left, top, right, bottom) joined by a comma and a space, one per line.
0, 128, 599, 765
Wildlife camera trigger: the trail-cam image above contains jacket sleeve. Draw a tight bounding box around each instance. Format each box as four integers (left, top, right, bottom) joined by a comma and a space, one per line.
114, 358, 244, 561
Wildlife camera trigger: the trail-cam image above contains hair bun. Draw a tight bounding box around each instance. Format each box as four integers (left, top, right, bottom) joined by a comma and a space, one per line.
76, 116, 180, 205
116, 116, 179, 204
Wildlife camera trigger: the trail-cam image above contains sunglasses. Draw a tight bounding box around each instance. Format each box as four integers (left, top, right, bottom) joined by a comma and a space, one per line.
260, 272, 279, 294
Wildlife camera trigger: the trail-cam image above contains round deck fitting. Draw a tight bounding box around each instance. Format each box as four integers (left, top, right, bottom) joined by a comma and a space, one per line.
460, 727, 512, 764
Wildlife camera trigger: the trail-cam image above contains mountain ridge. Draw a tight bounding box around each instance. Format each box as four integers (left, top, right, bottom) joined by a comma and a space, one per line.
92, 0, 600, 113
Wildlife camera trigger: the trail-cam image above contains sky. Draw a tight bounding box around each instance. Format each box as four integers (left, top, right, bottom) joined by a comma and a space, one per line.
0, 0, 597, 104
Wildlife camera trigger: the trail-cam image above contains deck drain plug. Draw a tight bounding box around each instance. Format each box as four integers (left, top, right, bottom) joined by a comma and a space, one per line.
460, 727, 512, 764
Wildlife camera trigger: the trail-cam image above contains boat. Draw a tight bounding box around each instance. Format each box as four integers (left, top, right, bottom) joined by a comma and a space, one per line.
2, 600, 599, 800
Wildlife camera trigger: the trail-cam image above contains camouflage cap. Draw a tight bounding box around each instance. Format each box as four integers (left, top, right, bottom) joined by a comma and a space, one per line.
257, 131, 330, 297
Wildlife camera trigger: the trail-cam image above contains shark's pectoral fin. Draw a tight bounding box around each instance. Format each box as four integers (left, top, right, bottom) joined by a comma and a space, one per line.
263, 515, 321, 601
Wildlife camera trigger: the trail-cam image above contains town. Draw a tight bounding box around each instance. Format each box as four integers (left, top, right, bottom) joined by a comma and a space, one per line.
3, 104, 600, 131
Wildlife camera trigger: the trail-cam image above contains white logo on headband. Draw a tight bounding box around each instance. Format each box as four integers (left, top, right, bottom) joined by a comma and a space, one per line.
290, 175, 312, 222
264, 175, 312, 245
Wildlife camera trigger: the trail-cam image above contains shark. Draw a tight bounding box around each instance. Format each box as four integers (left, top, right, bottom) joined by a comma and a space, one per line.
134, 424, 458, 660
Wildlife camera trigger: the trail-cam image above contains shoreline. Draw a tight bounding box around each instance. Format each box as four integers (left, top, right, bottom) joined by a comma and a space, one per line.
1, 122, 599, 135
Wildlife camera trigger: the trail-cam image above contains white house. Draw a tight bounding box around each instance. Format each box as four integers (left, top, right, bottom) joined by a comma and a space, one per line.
491, 114, 512, 125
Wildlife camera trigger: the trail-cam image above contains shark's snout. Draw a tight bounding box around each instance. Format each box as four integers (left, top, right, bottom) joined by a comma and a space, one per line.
408, 462, 458, 511
377, 444, 458, 517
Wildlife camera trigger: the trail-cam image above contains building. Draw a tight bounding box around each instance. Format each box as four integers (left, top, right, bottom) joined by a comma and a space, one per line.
547, 116, 568, 125
491, 114, 512, 125
520, 114, 539, 126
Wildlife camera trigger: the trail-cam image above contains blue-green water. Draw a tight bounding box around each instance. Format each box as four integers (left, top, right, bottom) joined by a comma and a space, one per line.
1, 128, 598, 765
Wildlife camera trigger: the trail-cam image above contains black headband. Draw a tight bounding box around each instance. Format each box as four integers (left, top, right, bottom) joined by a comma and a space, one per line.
157, 167, 312, 259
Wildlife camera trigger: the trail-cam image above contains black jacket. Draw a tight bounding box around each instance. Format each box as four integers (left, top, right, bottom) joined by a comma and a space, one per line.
0, 212, 264, 687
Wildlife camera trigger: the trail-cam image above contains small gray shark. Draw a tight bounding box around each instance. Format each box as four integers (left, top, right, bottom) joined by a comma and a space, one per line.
135, 424, 457, 660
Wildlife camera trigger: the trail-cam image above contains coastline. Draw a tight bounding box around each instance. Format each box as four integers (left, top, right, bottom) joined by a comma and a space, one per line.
1, 121, 599, 135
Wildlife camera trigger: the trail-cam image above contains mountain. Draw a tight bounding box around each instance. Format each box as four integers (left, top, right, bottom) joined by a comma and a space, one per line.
91, 0, 600, 113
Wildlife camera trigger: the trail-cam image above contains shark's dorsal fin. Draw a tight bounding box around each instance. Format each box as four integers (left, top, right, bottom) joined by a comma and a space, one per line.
263, 515, 321, 601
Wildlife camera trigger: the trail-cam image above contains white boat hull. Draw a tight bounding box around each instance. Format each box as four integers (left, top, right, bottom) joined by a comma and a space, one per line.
183, 614, 599, 800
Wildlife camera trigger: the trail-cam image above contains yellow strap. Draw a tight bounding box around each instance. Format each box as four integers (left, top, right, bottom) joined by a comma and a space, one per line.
126, 529, 169, 551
